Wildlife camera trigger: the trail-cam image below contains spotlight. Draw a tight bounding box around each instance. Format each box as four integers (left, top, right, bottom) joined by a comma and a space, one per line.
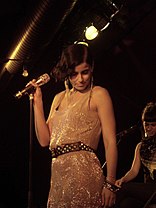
85, 25, 99, 41
84, 0, 122, 41
84, 20, 110, 41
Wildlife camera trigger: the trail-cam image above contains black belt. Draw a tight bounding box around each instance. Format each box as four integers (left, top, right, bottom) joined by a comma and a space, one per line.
50, 141, 95, 158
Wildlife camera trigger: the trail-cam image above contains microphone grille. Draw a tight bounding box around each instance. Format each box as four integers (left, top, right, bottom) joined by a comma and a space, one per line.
37, 73, 50, 86
41, 73, 51, 83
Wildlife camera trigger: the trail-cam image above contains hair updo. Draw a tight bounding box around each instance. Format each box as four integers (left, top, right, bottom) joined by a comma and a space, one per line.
51, 44, 94, 82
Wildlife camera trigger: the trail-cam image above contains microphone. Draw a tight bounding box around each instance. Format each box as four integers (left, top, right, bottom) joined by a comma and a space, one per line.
116, 124, 138, 138
14, 73, 50, 99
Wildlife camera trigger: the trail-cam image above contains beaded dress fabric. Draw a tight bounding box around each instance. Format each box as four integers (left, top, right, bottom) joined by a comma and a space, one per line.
47, 89, 104, 208
140, 136, 156, 182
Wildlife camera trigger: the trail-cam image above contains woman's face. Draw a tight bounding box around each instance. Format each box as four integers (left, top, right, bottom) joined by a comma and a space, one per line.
143, 121, 156, 137
69, 62, 92, 92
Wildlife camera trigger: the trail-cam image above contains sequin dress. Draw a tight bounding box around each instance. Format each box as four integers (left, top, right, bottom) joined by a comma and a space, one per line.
47, 89, 104, 208
140, 136, 156, 182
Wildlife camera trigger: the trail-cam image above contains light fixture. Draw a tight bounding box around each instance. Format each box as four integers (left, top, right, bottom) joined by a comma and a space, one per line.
85, 25, 99, 41
85, 21, 111, 41
22, 69, 28, 77
100, 22, 111, 31
74, 40, 89, 47
84, 0, 122, 41
22, 65, 29, 77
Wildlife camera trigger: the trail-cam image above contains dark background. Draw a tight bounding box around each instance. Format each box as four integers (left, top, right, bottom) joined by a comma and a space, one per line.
0, 0, 156, 207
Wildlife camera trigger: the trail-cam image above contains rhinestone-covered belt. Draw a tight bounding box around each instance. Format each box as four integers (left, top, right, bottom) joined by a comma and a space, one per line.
50, 141, 95, 158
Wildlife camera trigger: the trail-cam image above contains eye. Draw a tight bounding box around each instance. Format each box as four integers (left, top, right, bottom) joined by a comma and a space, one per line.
144, 122, 149, 127
82, 69, 90, 74
69, 72, 77, 78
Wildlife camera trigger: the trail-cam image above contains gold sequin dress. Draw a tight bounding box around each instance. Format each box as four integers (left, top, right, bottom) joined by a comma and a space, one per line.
47, 89, 104, 208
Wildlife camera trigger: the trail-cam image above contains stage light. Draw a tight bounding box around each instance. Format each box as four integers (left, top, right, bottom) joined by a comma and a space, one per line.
84, 0, 122, 41
22, 65, 29, 77
22, 69, 28, 77
85, 21, 111, 41
85, 25, 99, 41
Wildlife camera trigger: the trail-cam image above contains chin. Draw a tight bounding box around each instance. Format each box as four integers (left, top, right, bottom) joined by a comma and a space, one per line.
75, 86, 85, 90
148, 134, 156, 137
77, 84, 90, 91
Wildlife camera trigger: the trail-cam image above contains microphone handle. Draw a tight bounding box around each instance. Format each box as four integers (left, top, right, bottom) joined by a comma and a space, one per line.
15, 85, 35, 99
14, 73, 50, 99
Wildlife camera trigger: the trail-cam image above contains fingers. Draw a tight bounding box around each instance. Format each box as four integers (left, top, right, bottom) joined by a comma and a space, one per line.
102, 188, 116, 207
27, 79, 41, 96
108, 195, 116, 207
26, 79, 42, 100
115, 179, 123, 187
102, 198, 116, 208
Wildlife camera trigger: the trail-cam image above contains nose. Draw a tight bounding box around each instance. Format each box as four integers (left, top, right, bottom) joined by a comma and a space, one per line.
146, 124, 153, 131
146, 125, 151, 130
77, 73, 83, 82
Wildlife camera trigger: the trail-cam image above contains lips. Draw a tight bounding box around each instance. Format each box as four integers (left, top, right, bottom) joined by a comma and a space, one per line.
147, 132, 155, 136
76, 84, 85, 87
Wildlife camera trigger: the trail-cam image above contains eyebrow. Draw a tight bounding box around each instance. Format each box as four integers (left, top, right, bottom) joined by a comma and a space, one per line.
144, 122, 156, 125
75, 68, 90, 72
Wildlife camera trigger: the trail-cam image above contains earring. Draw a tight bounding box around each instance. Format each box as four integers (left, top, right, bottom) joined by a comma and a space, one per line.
64, 78, 70, 92
144, 132, 147, 138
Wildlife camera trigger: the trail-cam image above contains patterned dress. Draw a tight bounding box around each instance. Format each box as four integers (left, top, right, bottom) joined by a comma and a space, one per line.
47, 89, 104, 208
140, 136, 156, 182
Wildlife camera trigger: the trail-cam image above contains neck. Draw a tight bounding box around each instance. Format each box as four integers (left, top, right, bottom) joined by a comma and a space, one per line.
72, 85, 92, 94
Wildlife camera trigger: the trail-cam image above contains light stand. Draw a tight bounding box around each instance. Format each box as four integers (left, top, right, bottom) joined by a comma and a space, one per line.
27, 93, 34, 208
1, 58, 34, 207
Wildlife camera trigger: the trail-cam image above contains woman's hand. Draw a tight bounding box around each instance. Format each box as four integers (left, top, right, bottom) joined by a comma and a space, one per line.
115, 177, 125, 187
27, 79, 43, 102
101, 187, 116, 207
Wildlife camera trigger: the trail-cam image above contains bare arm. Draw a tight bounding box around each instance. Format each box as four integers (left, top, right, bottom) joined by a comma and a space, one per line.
116, 142, 141, 186
33, 85, 63, 147
94, 86, 118, 182
33, 86, 50, 146
93, 86, 118, 207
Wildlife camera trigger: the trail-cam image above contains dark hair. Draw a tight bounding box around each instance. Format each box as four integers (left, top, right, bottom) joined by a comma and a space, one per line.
142, 102, 156, 122
51, 44, 94, 82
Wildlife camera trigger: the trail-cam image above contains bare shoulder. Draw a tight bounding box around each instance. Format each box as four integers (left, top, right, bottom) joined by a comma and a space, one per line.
90, 86, 113, 111
52, 90, 65, 105
136, 142, 142, 151
55, 90, 65, 99
92, 86, 111, 102
92, 86, 110, 96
